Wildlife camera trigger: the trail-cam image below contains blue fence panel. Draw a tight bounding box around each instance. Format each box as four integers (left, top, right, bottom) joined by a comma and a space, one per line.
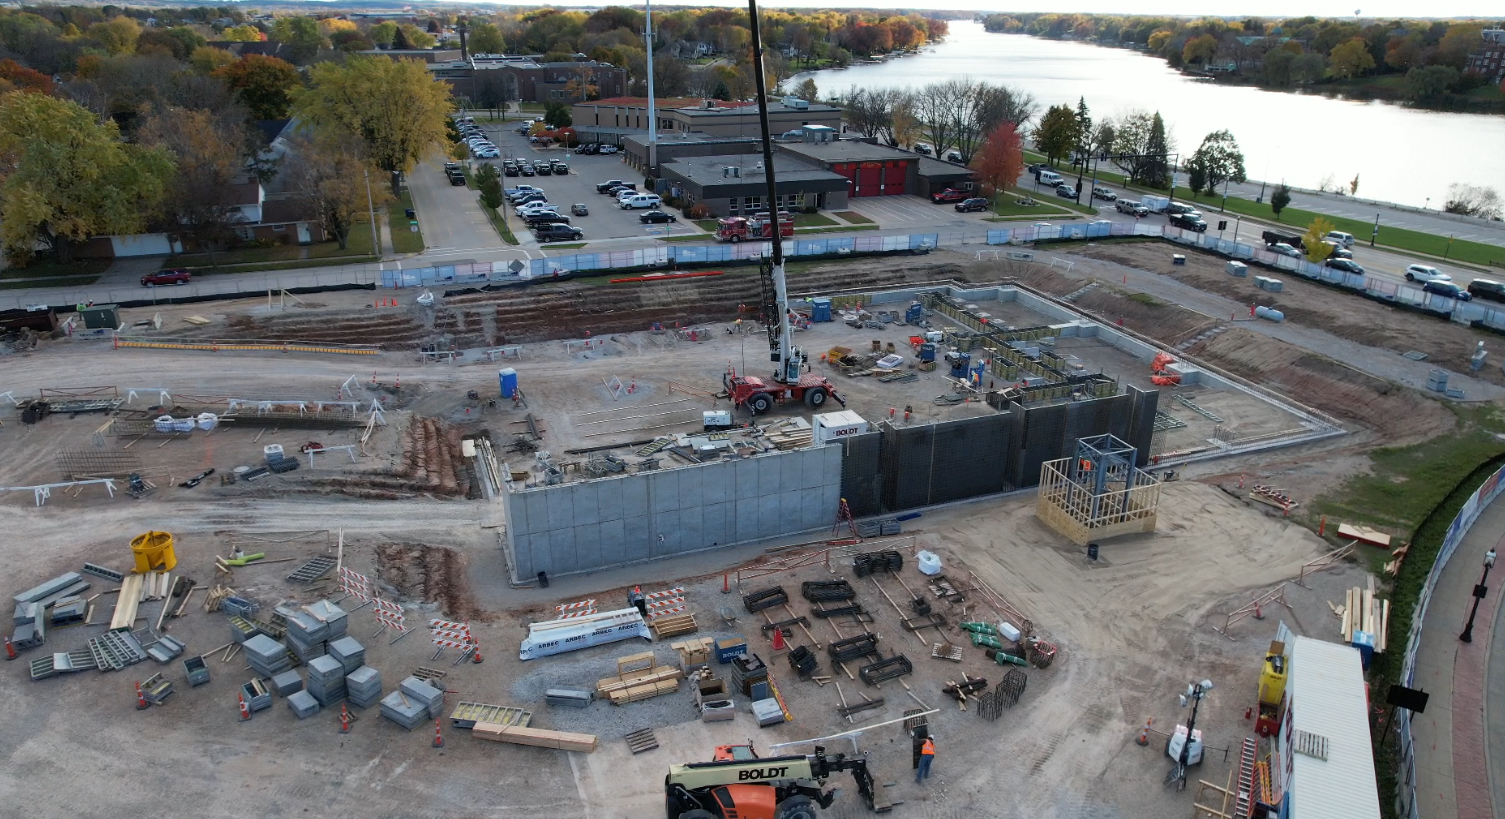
986, 229, 1013, 245
672, 245, 708, 264
436, 265, 456, 280
853, 235, 886, 253
911, 233, 939, 249
1085, 221, 1113, 239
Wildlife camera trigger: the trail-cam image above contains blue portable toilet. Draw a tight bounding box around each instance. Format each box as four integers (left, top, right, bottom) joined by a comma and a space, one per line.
919, 343, 936, 362
905, 302, 924, 324
948, 352, 971, 379
1350, 630, 1375, 669
499, 368, 518, 399
810, 298, 833, 322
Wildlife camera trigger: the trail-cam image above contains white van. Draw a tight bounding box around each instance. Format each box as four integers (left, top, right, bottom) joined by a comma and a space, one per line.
619, 193, 662, 210
1324, 230, 1355, 248
1038, 170, 1064, 187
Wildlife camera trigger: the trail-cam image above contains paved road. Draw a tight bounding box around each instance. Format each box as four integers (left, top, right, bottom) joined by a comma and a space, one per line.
1409, 494, 1505, 819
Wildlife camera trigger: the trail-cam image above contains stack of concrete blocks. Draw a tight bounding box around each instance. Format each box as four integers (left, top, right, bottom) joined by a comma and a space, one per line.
305, 655, 347, 707
379, 689, 429, 731
13, 572, 90, 650
270, 670, 303, 697
287, 690, 321, 720
281, 606, 329, 663
401, 676, 446, 720
243, 634, 292, 679
307, 600, 349, 640
346, 666, 382, 709
327, 636, 365, 674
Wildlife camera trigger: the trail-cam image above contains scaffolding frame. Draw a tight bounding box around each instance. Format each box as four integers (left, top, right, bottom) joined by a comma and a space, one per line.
1036, 434, 1160, 546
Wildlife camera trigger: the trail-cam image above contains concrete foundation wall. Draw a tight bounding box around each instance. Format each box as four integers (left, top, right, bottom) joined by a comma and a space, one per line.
503, 445, 842, 581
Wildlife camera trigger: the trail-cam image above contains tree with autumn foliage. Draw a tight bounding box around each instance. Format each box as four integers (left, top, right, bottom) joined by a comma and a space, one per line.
971, 121, 1025, 210
214, 54, 301, 120
0, 58, 53, 95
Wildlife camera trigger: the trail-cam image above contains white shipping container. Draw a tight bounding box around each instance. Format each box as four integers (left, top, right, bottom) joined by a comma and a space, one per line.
812, 410, 868, 445
1277, 637, 1380, 819
1140, 194, 1171, 212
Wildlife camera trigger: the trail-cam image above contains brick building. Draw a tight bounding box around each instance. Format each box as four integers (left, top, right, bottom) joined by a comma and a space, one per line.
1465, 29, 1505, 84
426, 56, 627, 104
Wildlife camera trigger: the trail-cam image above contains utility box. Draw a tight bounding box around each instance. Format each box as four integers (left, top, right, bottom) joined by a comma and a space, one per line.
703, 411, 732, 431
812, 410, 867, 445
79, 304, 119, 330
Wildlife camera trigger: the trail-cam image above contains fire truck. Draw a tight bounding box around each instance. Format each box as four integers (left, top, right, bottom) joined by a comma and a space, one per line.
715, 212, 795, 243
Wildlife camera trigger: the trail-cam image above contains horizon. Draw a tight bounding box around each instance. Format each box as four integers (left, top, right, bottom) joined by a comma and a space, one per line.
390, 1, 1505, 19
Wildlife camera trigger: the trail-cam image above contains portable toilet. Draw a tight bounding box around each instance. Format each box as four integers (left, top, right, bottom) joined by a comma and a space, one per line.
810, 298, 832, 323
918, 343, 936, 362
499, 368, 518, 399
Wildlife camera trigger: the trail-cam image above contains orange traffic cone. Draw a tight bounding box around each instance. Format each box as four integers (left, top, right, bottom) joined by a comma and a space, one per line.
136, 682, 149, 710
340, 703, 351, 733
238, 692, 251, 722
470, 640, 484, 664
4, 636, 16, 661
722, 572, 731, 594
1135, 717, 1152, 746
771, 626, 787, 652
433, 718, 444, 748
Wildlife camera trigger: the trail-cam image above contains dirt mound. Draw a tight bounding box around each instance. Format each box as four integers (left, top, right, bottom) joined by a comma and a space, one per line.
188, 307, 429, 350
374, 541, 485, 622
1073, 287, 1221, 345
1185, 328, 1454, 444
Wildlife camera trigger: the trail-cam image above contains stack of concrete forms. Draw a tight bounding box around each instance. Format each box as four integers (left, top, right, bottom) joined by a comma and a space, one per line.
13, 573, 91, 650
305, 655, 346, 706
327, 636, 365, 674
243, 634, 292, 678
346, 666, 382, 708
287, 690, 321, 719
400, 676, 446, 719
282, 607, 329, 662
270, 670, 303, 696
307, 600, 349, 638
379, 690, 429, 730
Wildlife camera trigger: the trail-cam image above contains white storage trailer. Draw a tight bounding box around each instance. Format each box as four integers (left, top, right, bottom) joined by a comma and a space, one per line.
1274, 637, 1380, 819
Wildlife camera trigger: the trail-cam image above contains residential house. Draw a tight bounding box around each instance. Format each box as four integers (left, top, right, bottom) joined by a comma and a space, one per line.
1465, 30, 1505, 84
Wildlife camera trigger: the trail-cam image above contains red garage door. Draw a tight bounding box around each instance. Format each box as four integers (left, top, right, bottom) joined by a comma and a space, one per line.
882, 161, 908, 195
855, 162, 882, 197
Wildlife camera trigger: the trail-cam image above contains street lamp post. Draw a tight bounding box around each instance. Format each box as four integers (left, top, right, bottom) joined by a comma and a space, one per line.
1459, 548, 1496, 643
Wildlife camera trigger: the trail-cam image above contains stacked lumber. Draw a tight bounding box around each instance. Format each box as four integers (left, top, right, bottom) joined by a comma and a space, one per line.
471, 722, 597, 753
762, 418, 813, 450
596, 651, 684, 705
651, 613, 698, 640
1337, 524, 1392, 549
671, 637, 714, 669
1384, 545, 1410, 576
109, 573, 145, 630
1338, 578, 1389, 652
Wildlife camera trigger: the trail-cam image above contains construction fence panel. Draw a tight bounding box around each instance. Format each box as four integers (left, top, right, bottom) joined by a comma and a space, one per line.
1397, 462, 1505, 819
838, 431, 884, 519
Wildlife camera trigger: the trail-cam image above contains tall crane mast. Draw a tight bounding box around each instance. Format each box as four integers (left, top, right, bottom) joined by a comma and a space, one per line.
745, 0, 801, 385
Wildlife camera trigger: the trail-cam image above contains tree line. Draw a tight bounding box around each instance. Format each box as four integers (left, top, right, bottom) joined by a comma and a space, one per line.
982, 13, 1500, 108
0, 5, 458, 267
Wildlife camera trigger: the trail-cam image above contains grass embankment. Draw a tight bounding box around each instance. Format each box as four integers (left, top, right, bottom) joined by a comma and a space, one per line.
388, 190, 425, 254
1309, 404, 1505, 812
168, 226, 376, 273
833, 211, 874, 224
0, 258, 110, 281
483, 205, 519, 245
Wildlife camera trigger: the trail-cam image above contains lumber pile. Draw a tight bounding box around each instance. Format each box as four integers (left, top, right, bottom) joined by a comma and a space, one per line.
650, 613, 698, 640
1384, 545, 1410, 576
671, 637, 714, 669
1337, 524, 1392, 549
471, 722, 597, 753
1337, 578, 1389, 653
596, 651, 684, 705
761, 418, 812, 450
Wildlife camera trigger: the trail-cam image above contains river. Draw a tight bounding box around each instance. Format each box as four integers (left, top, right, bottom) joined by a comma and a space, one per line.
790, 21, 1505, 207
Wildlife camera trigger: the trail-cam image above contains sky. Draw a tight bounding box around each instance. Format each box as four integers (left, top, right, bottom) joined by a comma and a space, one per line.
476, 0, 1505, 18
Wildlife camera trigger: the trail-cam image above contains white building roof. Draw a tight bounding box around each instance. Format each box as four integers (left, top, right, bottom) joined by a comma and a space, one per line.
1285, 637, 1380, 819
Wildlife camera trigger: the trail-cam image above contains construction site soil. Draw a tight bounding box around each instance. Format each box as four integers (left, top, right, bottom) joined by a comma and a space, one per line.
0, 240, 1486, 819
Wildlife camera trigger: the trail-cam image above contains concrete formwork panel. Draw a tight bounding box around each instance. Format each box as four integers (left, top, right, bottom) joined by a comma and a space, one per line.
503, 445, 842, 581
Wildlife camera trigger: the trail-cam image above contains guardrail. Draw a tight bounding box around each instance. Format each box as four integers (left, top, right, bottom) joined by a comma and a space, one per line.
1394, 463, 1505, 819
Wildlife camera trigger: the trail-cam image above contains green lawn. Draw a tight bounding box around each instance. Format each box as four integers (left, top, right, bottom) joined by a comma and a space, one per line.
833, 211, 874, 224
989, 188, 1079, 218
548, 243, 587, 250
0, 275, 99, 290
0, 258, 110, 280
482, 205, 519, 245
797, 225, 880, 235
792, 212, 837, 227
389, 191, 425, 254
694, 219, 720, 232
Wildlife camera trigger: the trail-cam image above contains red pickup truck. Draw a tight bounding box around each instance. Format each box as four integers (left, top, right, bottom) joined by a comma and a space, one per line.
930, 188, 969, 204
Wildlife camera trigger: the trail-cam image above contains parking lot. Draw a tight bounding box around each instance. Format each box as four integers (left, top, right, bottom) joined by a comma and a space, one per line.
484, 126, 706, 246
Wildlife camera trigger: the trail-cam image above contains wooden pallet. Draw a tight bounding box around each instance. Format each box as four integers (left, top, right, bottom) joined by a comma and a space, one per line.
625, 728, 659, 754
931, 642, 964, 662
650, 613, 699, 640
413, 666, 448, 682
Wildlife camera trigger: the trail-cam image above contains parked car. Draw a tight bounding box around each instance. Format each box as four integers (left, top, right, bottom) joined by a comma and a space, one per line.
505, 185, 541, 198
607, 183, 638, 196
598, 144, 619, 154
912, 144, 932, 155
1424, 280, 1471, 301
503, 165, 520, 177
1325, 243, 1353, 260
551, 161, 569, 174
596, 179, 626, 193
1268, 243, 1303, 259
944, 150, 963, 163
619, 193, 662, 210
447, 172, 467, 187
475, 147, 499, 159
1091, 186, 1117, 201
1115, 199, 1149, 216
1166, 202, 1199, 217
575, 143, 593, 154
1324, 258, 1365, 274
141, 269, 190, 286
519, 164, 535, 176
513, 193, 548, 206
570, 203, 589, 216
930, 188, 968, 204
1168, 212, 1207, 232
954, 197, 989, 213
535, 163, 552, 176
639, 209, 678, 224
1405, 264, 1451, 284
1055, 184, 1078, 199
524, 213, 571, 227
534, 224, 584, 242
517, 204, 560, 217
1467, 278, 1505, 303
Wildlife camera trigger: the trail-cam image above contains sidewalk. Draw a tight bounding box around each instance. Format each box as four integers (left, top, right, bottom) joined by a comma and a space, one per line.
1409, 494, 1505, 819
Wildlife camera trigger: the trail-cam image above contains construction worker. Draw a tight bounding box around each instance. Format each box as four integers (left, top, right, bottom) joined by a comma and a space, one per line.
916, 736, 936, 784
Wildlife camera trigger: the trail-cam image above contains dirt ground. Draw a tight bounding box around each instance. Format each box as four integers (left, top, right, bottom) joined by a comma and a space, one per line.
0, 240, 1469, 819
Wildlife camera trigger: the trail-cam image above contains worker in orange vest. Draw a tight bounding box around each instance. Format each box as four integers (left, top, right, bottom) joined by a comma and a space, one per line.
916, 736, 935, 784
